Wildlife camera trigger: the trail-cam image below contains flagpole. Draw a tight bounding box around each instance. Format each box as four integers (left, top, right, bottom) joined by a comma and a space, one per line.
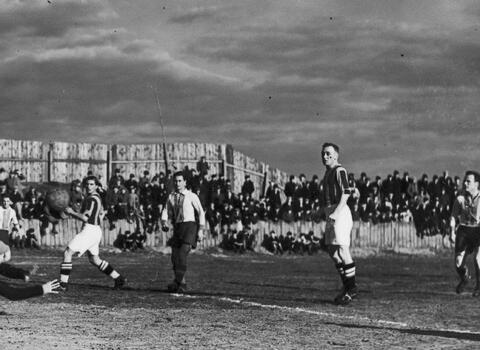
152, 86, 169, 174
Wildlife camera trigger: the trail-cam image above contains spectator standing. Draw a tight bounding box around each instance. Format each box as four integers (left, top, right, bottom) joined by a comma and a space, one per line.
284, 176, 297, 198
138, 170, 151, 190
241, 175, 255, 198
124, 173, 138, 190
196, 156, 210, 178
108, 168, 125, 189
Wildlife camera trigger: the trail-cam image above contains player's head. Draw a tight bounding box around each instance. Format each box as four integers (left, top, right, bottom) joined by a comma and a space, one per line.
321, 142, 340, 167
464, 170, 480, 194
1, 196, 12, 209
84, 175, 99, 194
173, 171, 186, 192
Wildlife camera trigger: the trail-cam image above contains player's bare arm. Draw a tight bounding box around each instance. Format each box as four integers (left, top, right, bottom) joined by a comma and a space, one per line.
65, 206, 88, 222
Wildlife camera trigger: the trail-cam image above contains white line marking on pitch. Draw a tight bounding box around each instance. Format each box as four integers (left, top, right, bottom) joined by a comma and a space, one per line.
172, 293, 480, 336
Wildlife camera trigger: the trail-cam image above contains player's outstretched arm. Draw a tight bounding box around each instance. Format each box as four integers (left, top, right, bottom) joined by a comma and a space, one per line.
65, 207, 87, 222
0, 279, 60, 301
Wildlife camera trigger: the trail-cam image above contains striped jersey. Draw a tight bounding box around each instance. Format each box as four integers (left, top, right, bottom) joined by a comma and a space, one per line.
81, 192, 103, 225
322, 165, 352, 207
451, 192, 480, 227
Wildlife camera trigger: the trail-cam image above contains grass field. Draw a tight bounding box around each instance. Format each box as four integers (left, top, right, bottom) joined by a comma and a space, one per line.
1, 248, 479, 349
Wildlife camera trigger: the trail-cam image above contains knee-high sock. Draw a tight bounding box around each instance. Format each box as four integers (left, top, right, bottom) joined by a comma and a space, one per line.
343, 262, 356, 291
60, 262, 73, 284
97, 260, 120, 279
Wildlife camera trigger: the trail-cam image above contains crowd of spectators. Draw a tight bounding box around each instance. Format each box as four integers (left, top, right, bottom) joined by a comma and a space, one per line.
260, 230, 324, 255
0, 160, 465, 253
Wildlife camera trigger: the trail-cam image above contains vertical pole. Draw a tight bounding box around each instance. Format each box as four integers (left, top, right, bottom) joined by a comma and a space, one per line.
106, 146, 111, 186
262, 170, 268, 198
48, 142, 54, 182
221, 159, 227, 178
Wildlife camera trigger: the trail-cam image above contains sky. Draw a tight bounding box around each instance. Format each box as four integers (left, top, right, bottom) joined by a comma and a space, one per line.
1, 0, 479, 179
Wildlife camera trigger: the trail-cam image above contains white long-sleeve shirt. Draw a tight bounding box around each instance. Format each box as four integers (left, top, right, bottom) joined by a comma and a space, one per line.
161, 189, 205, 228
0, 206, 19, 230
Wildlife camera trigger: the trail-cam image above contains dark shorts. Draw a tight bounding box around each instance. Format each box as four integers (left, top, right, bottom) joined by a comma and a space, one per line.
171, 222, 198, 248
455, 225, 480, 254
0, 230, 9, 245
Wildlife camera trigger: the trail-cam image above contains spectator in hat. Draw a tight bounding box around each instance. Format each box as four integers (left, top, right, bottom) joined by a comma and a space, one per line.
124, 173, 138, 190
6, 170, 24, 193
108, 168, 125, 189
241, 175, 255, 198
138, 170, 151, 189
196, 156, 210, 178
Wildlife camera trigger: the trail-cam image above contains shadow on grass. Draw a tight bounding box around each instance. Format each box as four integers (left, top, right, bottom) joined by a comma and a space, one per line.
64, 282, 334, 305
328, 322, 480, 342
224, 280, 373, 295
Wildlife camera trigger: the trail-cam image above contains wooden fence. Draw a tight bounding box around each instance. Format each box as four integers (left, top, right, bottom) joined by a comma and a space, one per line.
253, 220, 451, 252
18, 218, 451, 253
0, 137, 451, 252
0, 138, 290, 195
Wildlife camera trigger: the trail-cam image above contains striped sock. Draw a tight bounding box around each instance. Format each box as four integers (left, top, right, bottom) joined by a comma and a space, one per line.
343, 262, 356, 291
60, 262, 73, 284
98, 260, 120, 279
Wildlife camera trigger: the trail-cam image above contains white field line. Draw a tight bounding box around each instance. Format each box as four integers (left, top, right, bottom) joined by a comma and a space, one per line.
172, 293, 480, 336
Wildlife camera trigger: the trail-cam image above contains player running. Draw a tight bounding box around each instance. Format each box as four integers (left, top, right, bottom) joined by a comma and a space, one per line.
58, 175, 126, 291
321, 142, 357, 305
450, 170, 480, 296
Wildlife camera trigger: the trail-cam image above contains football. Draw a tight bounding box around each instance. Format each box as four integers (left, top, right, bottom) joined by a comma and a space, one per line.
45, 187, 71, 213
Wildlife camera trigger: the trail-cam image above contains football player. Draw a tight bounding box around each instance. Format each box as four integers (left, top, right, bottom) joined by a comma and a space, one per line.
58, 175, 126, 291
321, 143, 357, 305
450, 170, 480, 296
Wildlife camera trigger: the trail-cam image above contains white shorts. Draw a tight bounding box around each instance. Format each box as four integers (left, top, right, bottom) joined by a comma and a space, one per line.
68, 224, 102, 256
324, 205, 353, 247
0, 241, 10, 255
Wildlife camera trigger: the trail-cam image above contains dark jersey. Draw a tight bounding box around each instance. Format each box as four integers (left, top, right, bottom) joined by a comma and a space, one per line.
0, 280, 43, 300
322, 165, 351, 207
81, 192, 103, 225
451, 192, 480, 227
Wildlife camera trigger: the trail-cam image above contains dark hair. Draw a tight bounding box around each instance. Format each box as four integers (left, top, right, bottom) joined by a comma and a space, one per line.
322, 142, 339, 153
173, 171, 184, 179
84, 175, 100, 186
465, 170, 480, 183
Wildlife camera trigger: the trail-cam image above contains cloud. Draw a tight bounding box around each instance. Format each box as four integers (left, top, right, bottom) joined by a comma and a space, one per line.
0, 0, 116, 38
168, 6, 220, 24
0, 0, 479, 180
